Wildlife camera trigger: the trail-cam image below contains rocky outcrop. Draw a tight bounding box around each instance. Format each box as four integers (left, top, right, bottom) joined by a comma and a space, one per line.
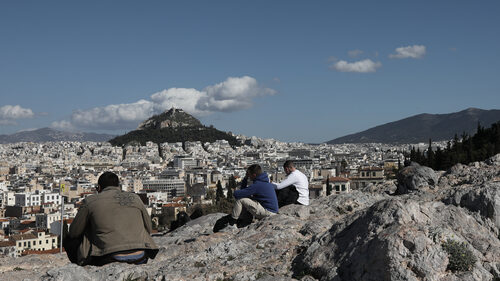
296, 198, 500, 281
1, 155, 499, 281
396, 162, 441, 194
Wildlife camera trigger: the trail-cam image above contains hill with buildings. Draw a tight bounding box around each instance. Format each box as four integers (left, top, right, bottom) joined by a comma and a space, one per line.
2, 154, 500, 280
108, 108, 239, 146
327, 108, 500, 144
0, 128, 114, 144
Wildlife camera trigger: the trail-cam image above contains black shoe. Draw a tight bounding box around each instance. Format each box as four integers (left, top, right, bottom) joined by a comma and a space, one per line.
236, 216, 253, 228
213, 215, 234, 233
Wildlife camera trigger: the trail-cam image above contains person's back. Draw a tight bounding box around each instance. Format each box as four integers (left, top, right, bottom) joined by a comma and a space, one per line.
81, 187, 157, 256
67, 172, 158, 265
274, 160, 310, 207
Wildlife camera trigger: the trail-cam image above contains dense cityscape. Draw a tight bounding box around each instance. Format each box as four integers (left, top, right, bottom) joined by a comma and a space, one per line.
0, 136, 424, 258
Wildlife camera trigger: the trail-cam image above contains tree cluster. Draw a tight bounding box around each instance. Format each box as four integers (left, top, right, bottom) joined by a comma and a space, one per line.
409, 121, 500, 170
191, 175, 238, 215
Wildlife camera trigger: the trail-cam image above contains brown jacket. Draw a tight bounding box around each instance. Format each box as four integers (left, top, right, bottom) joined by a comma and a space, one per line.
69, 186, 158, 262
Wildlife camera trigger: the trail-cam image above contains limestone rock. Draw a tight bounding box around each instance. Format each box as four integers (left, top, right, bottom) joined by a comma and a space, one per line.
296, 199, 500, 281
2, 156, 500, 281
396, 162, 440, 194
449, 182, 500, 229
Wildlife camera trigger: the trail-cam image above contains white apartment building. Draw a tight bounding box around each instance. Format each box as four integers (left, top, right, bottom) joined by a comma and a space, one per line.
173, 156, 197, 169
2, 191, 16, 207
142, 178, 186, 198
41, 192, 61, 205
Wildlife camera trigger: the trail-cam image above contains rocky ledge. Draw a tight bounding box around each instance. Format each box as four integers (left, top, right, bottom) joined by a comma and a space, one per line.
1, 155, 499, 281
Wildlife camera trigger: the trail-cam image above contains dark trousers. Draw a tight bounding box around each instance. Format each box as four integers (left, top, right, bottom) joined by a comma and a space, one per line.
63, 235, 150, 266
63, 235, 81, 264
276, 185, 300, 208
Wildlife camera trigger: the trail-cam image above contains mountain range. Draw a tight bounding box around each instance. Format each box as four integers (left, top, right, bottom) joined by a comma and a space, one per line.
2, 107, 498, 145
327, 108, 500, 144
108, 108, 239, 146
0, 127, 114, 144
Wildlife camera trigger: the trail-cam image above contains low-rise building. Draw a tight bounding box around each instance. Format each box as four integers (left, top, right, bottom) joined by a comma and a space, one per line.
10, 230, 59, 257
328, 177, 351, 194
350, 167, 384, 189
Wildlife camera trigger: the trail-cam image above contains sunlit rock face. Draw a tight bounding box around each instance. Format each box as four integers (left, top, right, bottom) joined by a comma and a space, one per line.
2, 154, 500, 281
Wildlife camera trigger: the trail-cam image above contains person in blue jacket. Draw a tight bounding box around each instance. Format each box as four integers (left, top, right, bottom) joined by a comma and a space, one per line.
213, 164, 278, 232
232, 164, 279, 222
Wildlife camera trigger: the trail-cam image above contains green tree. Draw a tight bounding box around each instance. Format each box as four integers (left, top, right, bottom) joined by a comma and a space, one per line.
216, 180, 224, 202
226, 183, 233, 201
326, 177, 332, 196
406, 121, 500, 170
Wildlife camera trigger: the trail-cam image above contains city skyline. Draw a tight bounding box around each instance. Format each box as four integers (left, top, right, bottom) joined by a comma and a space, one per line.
1, 1, 499, 143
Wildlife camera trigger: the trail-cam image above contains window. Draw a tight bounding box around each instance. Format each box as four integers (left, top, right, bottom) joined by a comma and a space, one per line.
24, 242, 26, 247
28, 241, 31, 247
46, 240, 48, 244
18, 242, 21, 247
372, 172, 376, 177
52, 238, 55, 243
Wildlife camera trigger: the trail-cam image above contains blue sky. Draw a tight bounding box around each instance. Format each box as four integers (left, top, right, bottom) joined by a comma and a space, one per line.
0, 1, 499, 143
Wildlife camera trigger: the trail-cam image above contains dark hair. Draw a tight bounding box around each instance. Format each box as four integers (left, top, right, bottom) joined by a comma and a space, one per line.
97, 171, 119, 189
283, 160, 295, 169
247, 164, 262, 176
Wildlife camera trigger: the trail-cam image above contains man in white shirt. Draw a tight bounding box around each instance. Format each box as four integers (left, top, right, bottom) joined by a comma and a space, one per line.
273, 160, 309, 207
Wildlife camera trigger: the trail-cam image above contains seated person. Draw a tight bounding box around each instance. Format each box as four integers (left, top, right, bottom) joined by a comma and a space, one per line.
273, 160, 309, 207
214, 164, 278, 232
65, 172, 158, 266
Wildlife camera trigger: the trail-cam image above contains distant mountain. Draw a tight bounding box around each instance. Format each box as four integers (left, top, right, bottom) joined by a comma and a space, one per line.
327, 108, 500, 144
0, 128, 115, 144
109, 108, 239, 146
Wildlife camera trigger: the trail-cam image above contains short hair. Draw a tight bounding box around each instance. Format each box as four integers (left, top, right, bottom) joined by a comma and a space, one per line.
247, 164, 262, 176
97, 172, 119, 189
283, 160, 295, 169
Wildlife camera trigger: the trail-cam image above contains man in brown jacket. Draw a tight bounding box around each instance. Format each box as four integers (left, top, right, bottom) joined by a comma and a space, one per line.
66, 172, 158, 266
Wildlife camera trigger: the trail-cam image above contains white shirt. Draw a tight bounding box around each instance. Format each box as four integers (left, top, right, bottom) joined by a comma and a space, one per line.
274, 169, 309, 206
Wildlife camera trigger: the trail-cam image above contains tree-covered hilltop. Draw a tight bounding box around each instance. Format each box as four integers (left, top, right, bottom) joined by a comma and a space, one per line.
108, 108, 239, 146
108, 125, 239, 146
409, 121, 500, 170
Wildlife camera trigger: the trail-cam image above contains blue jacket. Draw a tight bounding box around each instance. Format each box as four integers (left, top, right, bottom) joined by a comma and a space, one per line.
234, 172, 279, 213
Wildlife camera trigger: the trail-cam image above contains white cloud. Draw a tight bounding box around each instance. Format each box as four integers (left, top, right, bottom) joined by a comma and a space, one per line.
151, 88, 206, 116
389, 45, 426, 59
0, 105, 34, 125
54, 76, 276, 130
0, 105, 34, 119
348, 49, 364, 58
69, 99, 157, 130
197, 76, 276, 112
330, 59, 382, 73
